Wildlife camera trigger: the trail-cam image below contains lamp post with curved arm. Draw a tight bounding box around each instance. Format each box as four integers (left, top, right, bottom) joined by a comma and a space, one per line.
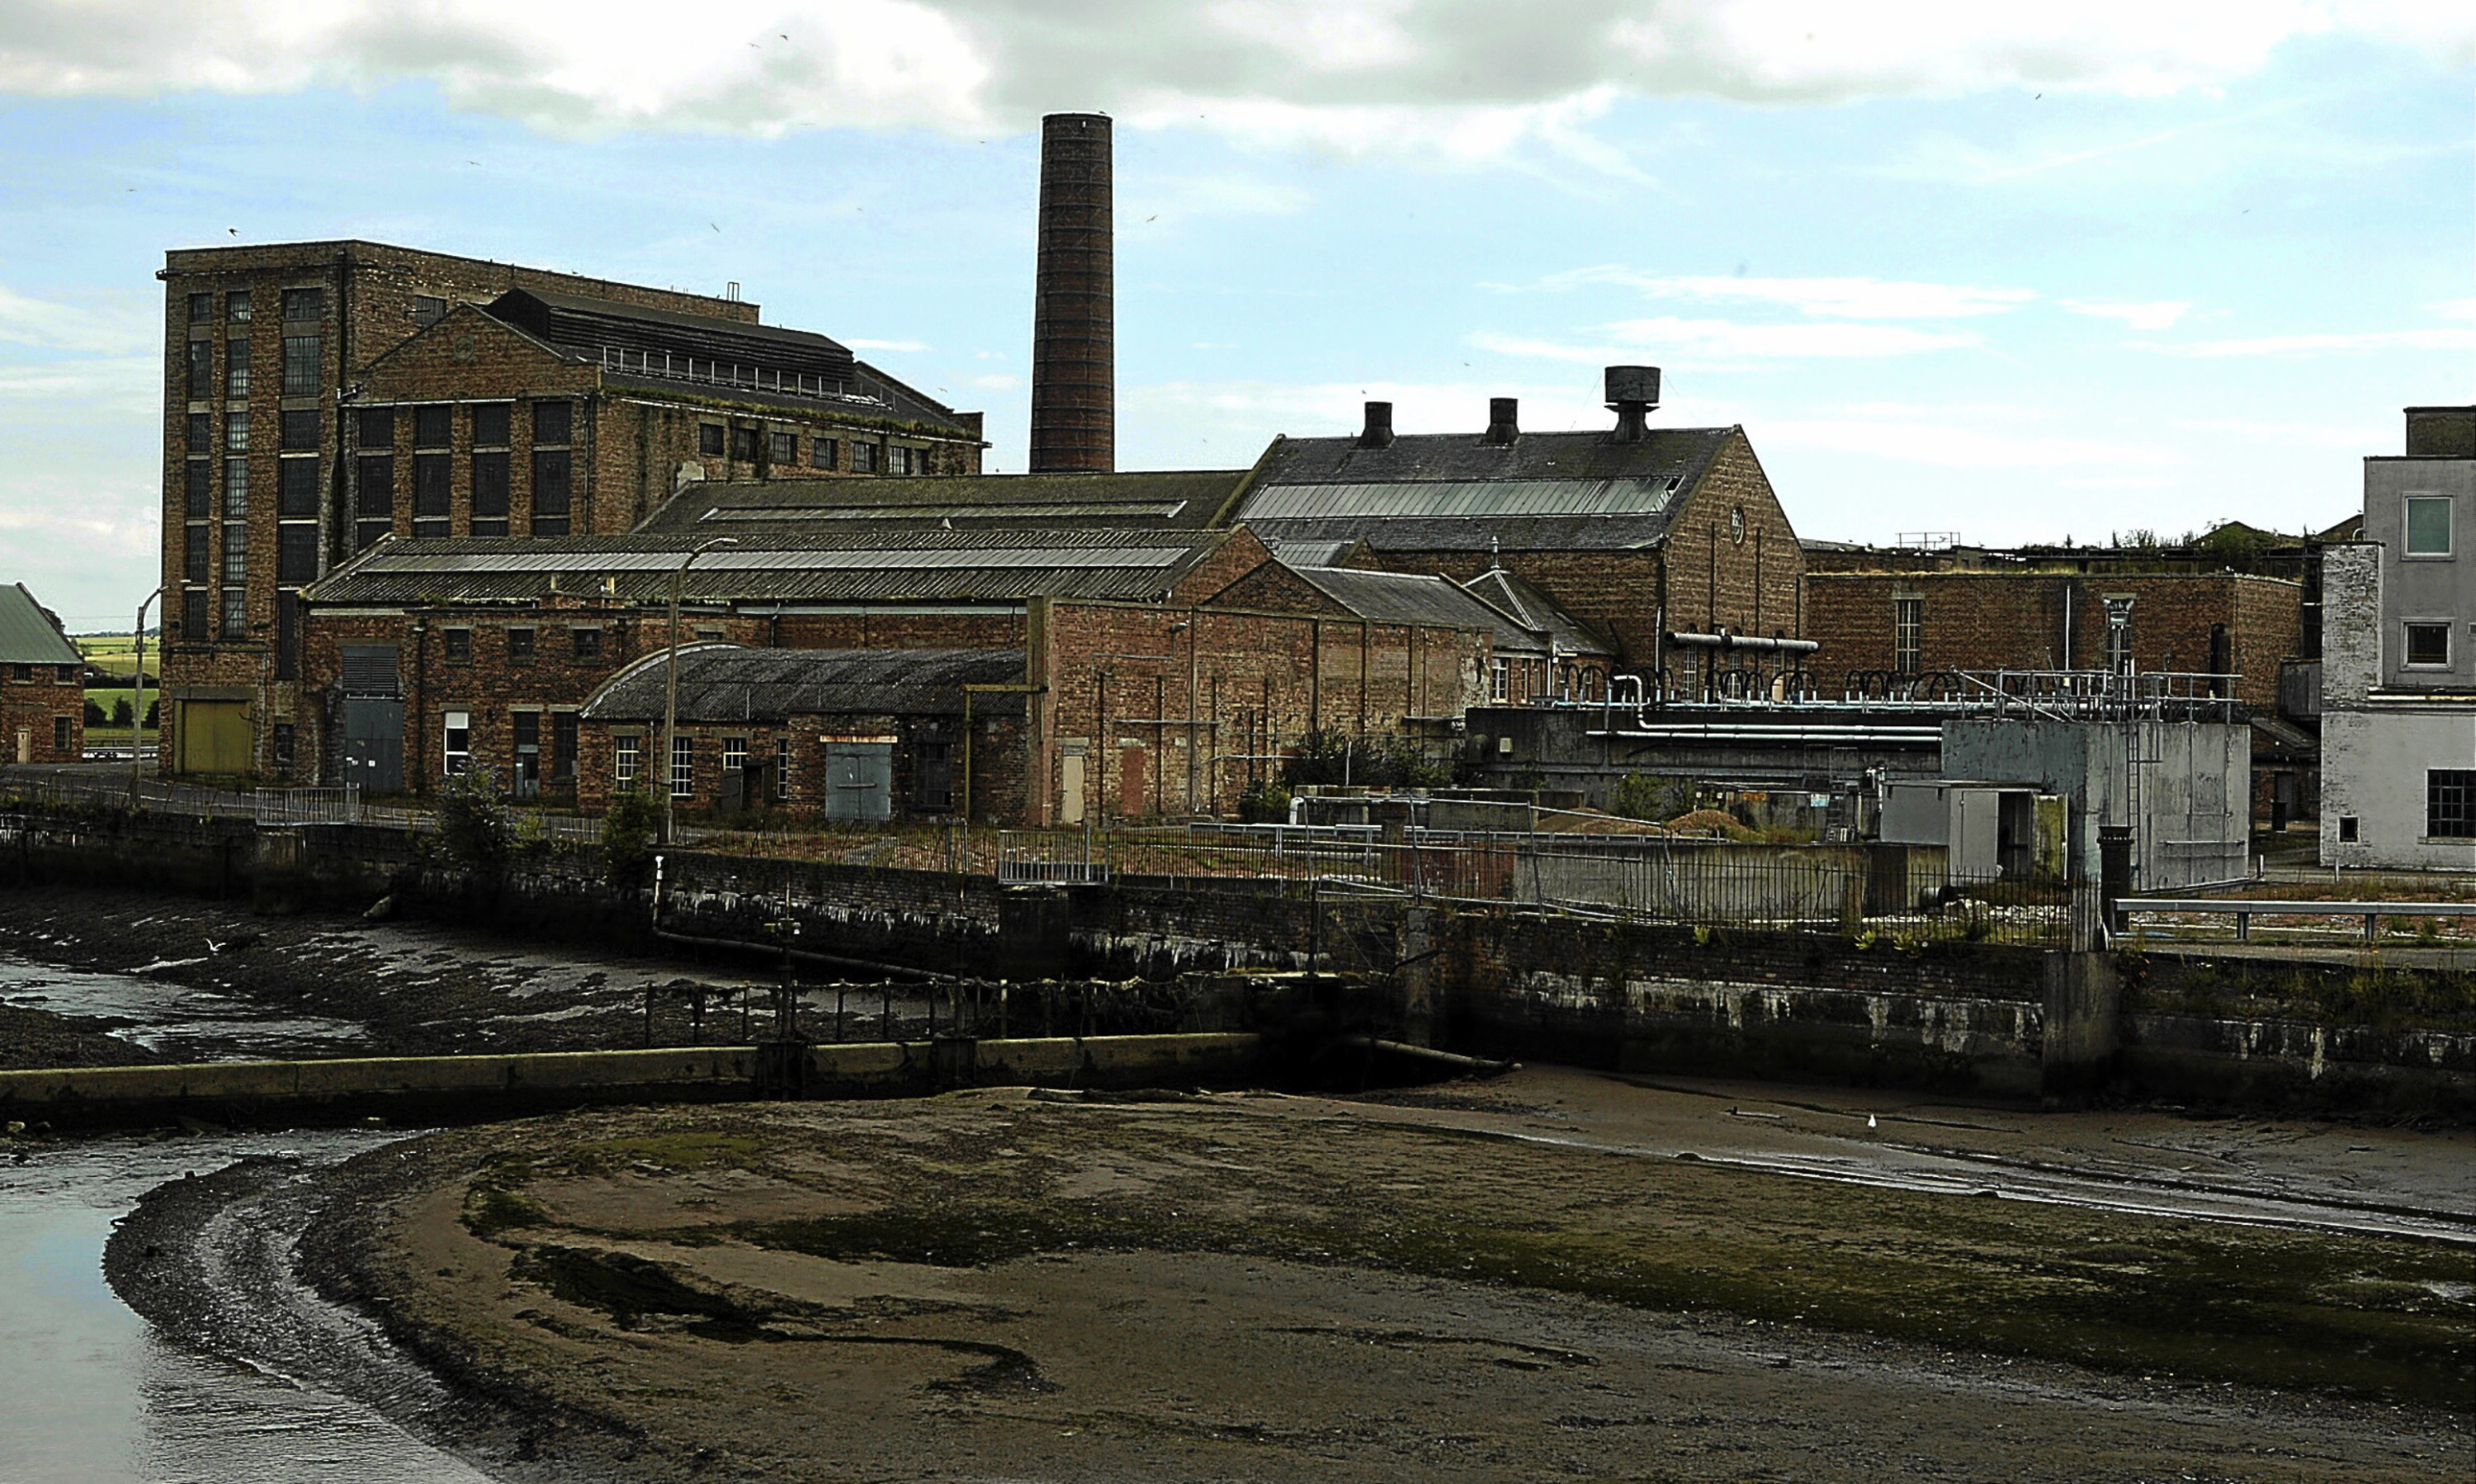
663, 536, 738, 844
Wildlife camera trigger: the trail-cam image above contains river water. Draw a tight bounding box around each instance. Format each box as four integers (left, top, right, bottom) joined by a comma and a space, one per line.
0, 953, 499, 1481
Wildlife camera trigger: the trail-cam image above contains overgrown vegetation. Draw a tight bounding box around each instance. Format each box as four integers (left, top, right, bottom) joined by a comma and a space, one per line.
1280, 729, 1448, 790
600, 788, 662, 887
435, 766, 512, 871
1607, 772, 1690, 822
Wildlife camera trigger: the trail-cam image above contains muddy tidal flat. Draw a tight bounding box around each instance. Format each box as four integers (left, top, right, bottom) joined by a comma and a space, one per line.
180, 1070, 2476, 1484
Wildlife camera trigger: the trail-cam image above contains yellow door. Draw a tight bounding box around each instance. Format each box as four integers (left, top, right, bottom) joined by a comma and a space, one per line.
176, 700, 251, 775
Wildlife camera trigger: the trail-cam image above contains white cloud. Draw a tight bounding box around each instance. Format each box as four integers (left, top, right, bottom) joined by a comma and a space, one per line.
0, 284, 159, 356
1533, 268, 2036, 319
965, 372, 1021, 390
1760, 404, 2167, 470
0, 1, 2462, 161
2061, 298, 2191, 331
845, 337, 928, 352
2130, 328, 2475, 357
1475, 317, 1982, 364
2431, 297, 2476, 321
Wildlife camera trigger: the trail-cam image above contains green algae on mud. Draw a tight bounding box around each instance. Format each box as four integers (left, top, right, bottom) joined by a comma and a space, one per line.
421, 1095, 2476, 1411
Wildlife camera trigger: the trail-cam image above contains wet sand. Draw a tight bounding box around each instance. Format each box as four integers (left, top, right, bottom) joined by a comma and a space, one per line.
243, 1070, 2471, 1483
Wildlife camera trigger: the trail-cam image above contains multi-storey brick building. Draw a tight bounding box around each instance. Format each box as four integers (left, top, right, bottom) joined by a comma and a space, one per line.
1228, 367, 1805, 695
155, 239, 981, 778
0, 584, 86, 765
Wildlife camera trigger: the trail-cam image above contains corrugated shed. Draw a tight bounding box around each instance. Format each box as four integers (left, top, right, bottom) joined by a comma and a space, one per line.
580, 645, 1026, 723
0, 584, 81, 666
1283, 566, 1543, 654
1257, 428, 1731, 487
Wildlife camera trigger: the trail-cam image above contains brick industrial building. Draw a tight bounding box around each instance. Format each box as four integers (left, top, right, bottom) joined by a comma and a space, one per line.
0, 584, 86, 765
1801, 557, 2304, 711
155, 240, 984, 778
1231, 369, 1805, 696
292, 464, 1581, 825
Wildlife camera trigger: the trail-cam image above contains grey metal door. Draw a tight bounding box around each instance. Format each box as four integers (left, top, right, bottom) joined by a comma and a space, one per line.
342, 697, 404, 794
824, 744, 892, 822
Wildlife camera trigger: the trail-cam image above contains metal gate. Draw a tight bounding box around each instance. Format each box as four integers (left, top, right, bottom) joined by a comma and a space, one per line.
824, 742, 892, 822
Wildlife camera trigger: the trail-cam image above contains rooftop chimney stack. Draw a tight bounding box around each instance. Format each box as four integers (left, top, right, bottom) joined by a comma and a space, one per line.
1484, 396, 1520, 445
1605, 364, 1661, 442
1029, 112, 1114, 472
1358, 399, 1395, 448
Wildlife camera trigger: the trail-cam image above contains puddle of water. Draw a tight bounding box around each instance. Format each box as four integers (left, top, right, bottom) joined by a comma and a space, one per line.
0, 955, 370, 1061
0, 1134, 494, 1483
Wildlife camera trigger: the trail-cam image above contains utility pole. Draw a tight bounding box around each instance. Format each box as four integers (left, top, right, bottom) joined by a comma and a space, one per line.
662, 537, 737, 844
130, 588, 161, 804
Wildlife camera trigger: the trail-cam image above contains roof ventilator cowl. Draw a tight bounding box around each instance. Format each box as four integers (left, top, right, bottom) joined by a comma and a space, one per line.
1484, 396, 1519, 446
1358, 399, 1394, 449
1605, 364, 1660, 443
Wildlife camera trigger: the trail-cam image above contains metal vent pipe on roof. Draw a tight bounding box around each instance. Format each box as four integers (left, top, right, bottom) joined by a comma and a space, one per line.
1358, 399, 1394, 448
1029, 112, 1114, 473
1605, 364, 1660, 442
1485, 396, 1519, 444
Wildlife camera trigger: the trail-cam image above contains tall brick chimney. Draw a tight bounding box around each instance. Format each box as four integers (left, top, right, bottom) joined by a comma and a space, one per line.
1029, 112, 1113, 472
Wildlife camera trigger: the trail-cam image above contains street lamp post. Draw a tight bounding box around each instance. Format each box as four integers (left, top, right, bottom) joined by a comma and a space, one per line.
662, 537, 738, 844
130, 588, 162, 805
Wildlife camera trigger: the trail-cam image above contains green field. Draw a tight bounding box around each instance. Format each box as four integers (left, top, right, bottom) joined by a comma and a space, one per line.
72, 634, 160, 748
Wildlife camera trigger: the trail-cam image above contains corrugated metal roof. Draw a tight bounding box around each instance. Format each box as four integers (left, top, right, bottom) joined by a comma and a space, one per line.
581, 645, 1027, 723
303, 529, 1226, 607
1244, 478, 1678, 522
350, 546, 1197, 575
1256, 427, 1730, 486
0, 584, 81, 666
1284, 566, 1542, 652
1235, 512, 1671, 554
637, 469, 1248, 536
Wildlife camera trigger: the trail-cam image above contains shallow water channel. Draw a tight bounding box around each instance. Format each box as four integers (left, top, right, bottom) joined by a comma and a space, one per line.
0, 955, 495, 1481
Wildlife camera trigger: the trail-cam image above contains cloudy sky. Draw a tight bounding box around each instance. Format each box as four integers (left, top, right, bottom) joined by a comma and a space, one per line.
1, 1, 2469, 628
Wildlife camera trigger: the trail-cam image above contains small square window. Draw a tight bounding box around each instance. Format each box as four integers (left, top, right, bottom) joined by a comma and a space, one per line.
810, 436, 838, 470
357, 406, 396, 447
281, 287, 325, 320
280, 408, 320, 451
444, 628, 473, 664
699, 423, 725, 457
570, 628, 602, 660
2337, 815, 2360, 843
413, 295, 447, 328
508, 627, 536, 663
187, 292, 213, 323
2404, 496, 2453, 556
2404, 622, 2450, 667
472, 403, 512, 447
227, 291, 252, 323
533, 400, 572, 446
886, 445, 915, 475
851, 441, 878, 474
730, 426, 758, 461
187, 412, 214, 452
770, 431, 796, 463
414, 405, 452, 448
